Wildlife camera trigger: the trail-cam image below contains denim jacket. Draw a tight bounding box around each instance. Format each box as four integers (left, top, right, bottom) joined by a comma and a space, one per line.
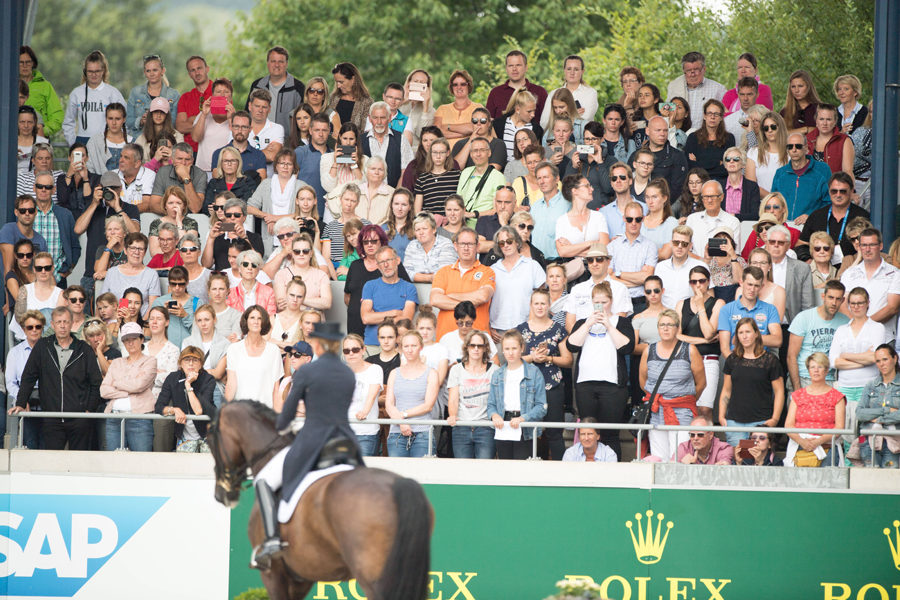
857, 372, 900, 426
126, 83, 180, 137
487, 362, 547, 440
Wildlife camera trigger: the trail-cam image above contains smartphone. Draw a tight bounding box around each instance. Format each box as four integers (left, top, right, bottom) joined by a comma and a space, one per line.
738, 439, 756, 461
739, 116, 749, 127
72, 150, 83, 166
118, 298, 129, 311
408, 82, 427, 102
659, 101, 676, 113
553, 145, 563, 155
707, 238, 727, 257
167, 300, 178, 310
220, 222, 236, 232
575, 100, 582, 109
576, 144, 595, 155
336, 144, 356, 164
210, 96, 227, 115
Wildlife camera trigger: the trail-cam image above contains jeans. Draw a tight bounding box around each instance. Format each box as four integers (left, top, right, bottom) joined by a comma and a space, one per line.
725, 419, 767, 448
387, 430, 433, 457
858, 439, 900, 468
22, 405, 43, 449
356, 433, 381, 457
105, 417, 154, 451
451, 425, 495, 459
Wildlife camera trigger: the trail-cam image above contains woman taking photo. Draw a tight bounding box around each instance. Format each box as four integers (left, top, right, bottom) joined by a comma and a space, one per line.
807, 104, 854, 178
555, 174, 611, 259
385, 330, 439, 457
320, 123, 366, 205
206, 273, 241, 341
544, 118, 576, 174
493, 88, 543, 163
451, 107, 505, 171
641, 179, 678, 259
156, 346, 217, 453
433, 69, 482, 146
85, 103, 132, 174
566, 281, 635, 459
343, 333, 383, 456
382, 188, 415, 260
640, 309, 706, 461
134, 97, 182, 164
785, 352, 846, 467
488, 226, 546, 340
148, 187, 198, 255
684, 99, 734, 179
367, 320, 402, 384
722, 147, 761, 222
225, 306, 284, 407
270, 278, 305, 349
12, 251, 64, 341
303, 76, 330, 117
400, 69, 436, 152
6, 239, 35, 315
503, 128, 540, 183
268, 233, 331, 311
247, 148, 300, 254
226, 250, 276, 315
100, 321, 157, 451
706, 229, 744, 300
328, 62, 373, 132
286, 103, 315, 151
113, 287, 144, 345
322, 184, 366, 267
780, 70, 821, 136
745, 248, 786, 320
673, 168, 709, 222
601, 104, 635, 164
181, 304, 228, 408
357, 156, 394, 224
292, 184, 326, 253
447, 330, 498, 459
126, 55, 180, 137
717, 317, 784, 447
517, 289, 572, 460
746, 111, 788, 195
17, 106, 47, 172
93, 215, 128, 281
487, 330, 548, 460
856, 344, 900, 469
414, 137, 461, 217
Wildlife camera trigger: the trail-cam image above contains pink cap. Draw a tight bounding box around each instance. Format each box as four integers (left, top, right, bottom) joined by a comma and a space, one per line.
149, 97, 170, 114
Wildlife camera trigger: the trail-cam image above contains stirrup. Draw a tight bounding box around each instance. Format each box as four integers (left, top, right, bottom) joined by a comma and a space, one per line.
250, 539, 287, 571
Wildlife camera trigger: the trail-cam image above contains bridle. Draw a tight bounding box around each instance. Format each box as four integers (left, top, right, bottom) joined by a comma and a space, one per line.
208, 419, 291, 494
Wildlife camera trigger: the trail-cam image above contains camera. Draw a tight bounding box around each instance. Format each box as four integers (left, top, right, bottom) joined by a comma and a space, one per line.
101, 187, 116, 203
299, 218, 317, 236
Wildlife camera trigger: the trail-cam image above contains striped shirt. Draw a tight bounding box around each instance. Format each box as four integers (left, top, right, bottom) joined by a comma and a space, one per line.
34, 206, 64, 278
322, 218, 371, 264
502, 119, 533, 162
607, 234, 658, 298
414, 170, 462, 215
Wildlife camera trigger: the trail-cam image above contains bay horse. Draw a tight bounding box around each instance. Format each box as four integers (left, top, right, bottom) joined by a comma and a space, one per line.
208, 400, 433, 600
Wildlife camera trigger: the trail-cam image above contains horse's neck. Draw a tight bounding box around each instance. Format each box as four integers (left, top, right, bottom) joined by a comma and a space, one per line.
241, 419, 291, 476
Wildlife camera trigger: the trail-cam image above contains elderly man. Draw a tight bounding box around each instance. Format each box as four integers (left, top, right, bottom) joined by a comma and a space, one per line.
717, 266, 782, 357
246, 88, 285, 172
115, 143, 156, 210
600, 162, 647, 240
685, 180, 740, 258
476, 186, 517, 255
787, 280, 849, 391
654, 225, 704, 308
666, 51, 726, 126
9, 306, 102, 451
245, 46, 304, 133
675, 416, 734, 465
361, 101, 412, 188
771, 132, 831, 224
149, 142, 207, 214
456, 137, 507, 227
404, 212, 457, 283
723, 77, 759, 146
530, 162, 568, 260
840, 227, 900, 342
485, 50, 549, 120
31, 171, 80, 286
796, 172, 869, 262
766, 224, 814, 322
608, 202, 657, 313
369, 82, 409, 135
430, 227, 496, 339
211, 111, 267, 181
360, 246, 419, 352
0, 195, 49, 275
644, 115, 688, 199
176, 55, 213, 152
202, 198, 264, 271
565, 243, 633, 331
562, 417, 617, 462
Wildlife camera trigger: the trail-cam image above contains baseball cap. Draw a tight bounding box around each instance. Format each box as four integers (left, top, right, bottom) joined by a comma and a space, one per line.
585, 243, 610, 258
149, 97, 170, 114
99, 171, 122, 188
120, 322, 144, 340
289, 340, 313, 356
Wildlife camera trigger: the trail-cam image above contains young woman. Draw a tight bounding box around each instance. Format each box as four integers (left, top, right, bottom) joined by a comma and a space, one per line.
177, 233, 209, 304
382, 188, 415, 260
503, 128, 540, 183
706, 230, 745, 298
666, 97, 692, 151
134, 98, 183, 165
722, 53, 774, 114
100, 321, 157, 451
856, 344, 900, 468
447, 330, 498, 459
115, 287, 145, 346
343, 333, 383, 457
17, 106, 47, 172
546, 263, 570, 330
544, 117, 576, 174
328, 62, 373, 132
632, 276, 667, 358
225, 306, 284, 407
181, 304, 228, 408
631, 83, 661, 140
334, 217, 363, 280
385, 331, 439, 457
270, 278, 305, 349
125, 55, 180, 137
745, 248, 786, 320
206, 273, 241, 342
673, 168, 709, 222
785, 352, 846, 467
601, 104, 635, 164
416, 307, 450, 415
6, 239, 35, 314
357, 157, 394, 224
437, 195, 466, 240
299, 309, 323, 341
509, 145, 544, 208
555, 174, 610, 259
303, 76, 330, 117
740, 193, 802, 258
718, 317, 784, 447
156, 345, 217, 453
746, 111, 788, 195
226, 250, 276, 315
487, 329, 548, 460
414, 137, 461, 218
320, 123, 366, 202
11, 251, 64, 341
286, 103, 314, 151
641, 179, 678, 259
780, 69, 821, 136
640, 309, 706, 461
85, 103, 132, 174
630, 149, 654, 201
322, 184, 366, 267
144, 305, 181, 451
684, 99, 734, 179
401, 125, 444, 190
493, 88, 543, 163
542, 88, 585, 145
268, 233, 332, 310
293, 184, 326, 254
150, 186, 199, 247
366, 320, 402, 385
400, 68, 436, 152
829, 287, 884, 412
517, 289, 572, 460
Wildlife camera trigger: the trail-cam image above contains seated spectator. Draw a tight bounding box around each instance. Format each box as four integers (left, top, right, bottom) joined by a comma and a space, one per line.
438, 300, 498, 364
291, 184, 326, 254
342, 333, 383, 457
225, 306, 284, 407
286, 103, 314, 151
6, 310, 47, 448
475, 186, 517, 255
192, 78, 236, 174
433, 69, 482, 145
451, 107, 506, 172
836, 217, 876, 277
210, 111, 268, 181
448, 330, 498, 459
723, 77, 759, 146
720, 147, 760, 221
100, 321, 157, 452
247, 149, 302, 255
360, 246, 418, 351
414, 138, 461, 218
437, 195, 466, 241
503, 128, 540, 183
334, 218, 363, 280
147, 222, 185, 272
556, 174, 610, 260
543, 116, 577, 175
246, 88, 285, 172
734, 431, 782, 466
565, 243, 633, 331
366, 320, 402, 385
362, 101, 413, 188
644, 116, 688, 199
206, 273, 242, 341
176, 233, 209, 304
566, 121, 613, 207
150, 265, 195, 347
785, 352, 846, 467
630, 83, 662, 144
685, 180, 740, 258
796, 172, 868, 262
771, 132, 831, 224
28, 172, 80, 287
55, 143, 99, 211
488, 329, 548, 460
201, 197, 264, 272
181, 304, 229, 407
205, 146, 261, 212
17, 143, 64, 202
676, 416, 734, 465
323, 185, 369, 267
655, 226, 704, 308
668, 97, 694, 151
271, 278, 305, 349
148, 142, 207, 214
672, 168, 708, 222
404, 212, 457, 283
385, 330, 439, 457
856, 344, 900, 468
156, 345, 217, 453
829, 287, 884, 422
717, 267, 781, 357
221, 238, 271, 289
19, 45, 63, 137
63, 50, 125, 145
741, 193, 802, 260
400, 126, 444, 191
383, 188, 416, 260
564, 420, 618, 462
268, 232, 331, 311
640, 179, 678, 259
114, 143, 156, 210
134, 96, 184, 167
357, 156, 394, 224
226, 250, 275, 315
746, 111, 788, 195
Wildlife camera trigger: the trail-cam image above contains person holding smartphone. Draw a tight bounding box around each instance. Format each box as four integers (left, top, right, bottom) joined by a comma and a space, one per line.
150, 265, 196, 348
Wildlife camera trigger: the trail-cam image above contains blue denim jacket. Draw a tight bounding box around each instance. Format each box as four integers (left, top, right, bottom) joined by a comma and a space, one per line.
126, 83, 180, 137
857, 372, 900, 426
487, 362, 547, 440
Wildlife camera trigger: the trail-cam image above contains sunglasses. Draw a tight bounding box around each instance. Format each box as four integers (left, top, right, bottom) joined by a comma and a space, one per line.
610, 174, 629, 182
34, 183, 53, 191
471, 118, 488, 124
180, 246, 199, 253
467, 343, 486, 349
849, 236, 860, 243
240, 261, 259, 268
757, 223, 774, 232
762, 124, 778, 132
18, 207, 36, 214
750, 435, 769, 441
625, 216, 643, 223
342, 346, 363, 355
68, 297, 86, 304
517, 224, 534, 231
456, 319, 474, 327
768, 240, 787, 246
644, 288, 661, 295
224, 212, 243, 219
16, 252, 33, 259
308, 88, 326, 95
24, 324, 44, 331
34, 264, 53, 272
672, 240, 690, 248
498, 239, 515, 247
829, 188, 849, 195
362, 239, 380, 245
786, 143, 805, 150
724, 156, 741, 163
293, 248, 311, 255
689, 278, 708, 285
689, 432, 708, 438
585, 256, 608, 264
813, 245, 831, 252
168, 281, 187, 287
212, 204, 225, 212
276, 232, 295, 240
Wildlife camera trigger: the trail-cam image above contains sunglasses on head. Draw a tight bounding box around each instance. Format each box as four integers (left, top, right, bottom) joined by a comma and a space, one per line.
495, 185, 515, 192
786, 143, 805, 150
18, 207, 36, 214
16, 251, 33, 259
342, 346, 363, 355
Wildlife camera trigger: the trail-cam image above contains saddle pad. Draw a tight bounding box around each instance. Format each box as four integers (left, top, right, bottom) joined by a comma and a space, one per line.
278, 464, 355, 523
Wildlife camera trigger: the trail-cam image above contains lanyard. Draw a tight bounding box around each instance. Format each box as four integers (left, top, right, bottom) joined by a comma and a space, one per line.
826, 207, 848, 244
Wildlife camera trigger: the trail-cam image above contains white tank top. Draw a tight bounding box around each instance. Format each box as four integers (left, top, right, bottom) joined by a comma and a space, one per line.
10, 283, 62, 339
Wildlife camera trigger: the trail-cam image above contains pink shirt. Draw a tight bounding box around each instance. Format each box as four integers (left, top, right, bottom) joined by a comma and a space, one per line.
725, 179, 743, 215
723, 82, 774, 115
676, 436, 734, 464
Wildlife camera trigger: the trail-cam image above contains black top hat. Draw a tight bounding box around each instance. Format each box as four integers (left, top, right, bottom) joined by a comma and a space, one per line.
309, 321, 345, 341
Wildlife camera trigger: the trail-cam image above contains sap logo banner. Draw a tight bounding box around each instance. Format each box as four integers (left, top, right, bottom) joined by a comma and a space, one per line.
0, 494, 167, 598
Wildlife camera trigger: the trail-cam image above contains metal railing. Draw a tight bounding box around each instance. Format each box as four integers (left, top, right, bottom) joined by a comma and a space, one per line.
12, 411, 897, 467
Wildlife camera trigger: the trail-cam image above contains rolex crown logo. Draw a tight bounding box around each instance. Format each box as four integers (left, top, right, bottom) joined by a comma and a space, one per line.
626, 510, 673, 564
884, 520, 900, 571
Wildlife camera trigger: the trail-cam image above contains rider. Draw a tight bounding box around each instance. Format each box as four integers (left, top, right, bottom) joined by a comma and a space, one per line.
252, 321, 363, 569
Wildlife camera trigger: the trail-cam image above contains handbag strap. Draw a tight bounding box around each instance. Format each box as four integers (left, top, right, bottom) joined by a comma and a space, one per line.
519, 175, 530, 206
647, 341, 682, 403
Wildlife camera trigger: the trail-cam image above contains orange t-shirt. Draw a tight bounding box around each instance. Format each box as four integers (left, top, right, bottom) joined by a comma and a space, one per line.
432, 261, 496, 339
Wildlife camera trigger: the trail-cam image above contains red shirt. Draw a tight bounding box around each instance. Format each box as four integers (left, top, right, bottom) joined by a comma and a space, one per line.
485, 79, 548, 120
791, 387, 844, 430
146, 252, 184, 269
177, 81, 213, 151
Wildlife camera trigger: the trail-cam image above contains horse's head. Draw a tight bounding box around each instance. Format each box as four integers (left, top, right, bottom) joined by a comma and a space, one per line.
208, 408, 245, 508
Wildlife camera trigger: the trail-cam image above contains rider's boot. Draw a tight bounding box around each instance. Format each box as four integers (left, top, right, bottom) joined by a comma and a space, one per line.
250, 480, 285, 570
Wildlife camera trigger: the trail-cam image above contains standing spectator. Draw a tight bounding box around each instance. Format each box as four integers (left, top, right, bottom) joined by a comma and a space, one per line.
450, 108, 506, 171
362, 102, 413, 188
717, 317, 784, 447
830, 287, 884, 425
201, 197, 264, 271
62, 51, 125, 145
17, 143, 64, 202
245, 46, 304, 133
30, 172, 80, 285
5, 239, 36, 316
438, 300, 498, 364
192, 78, 236, 174
434, 69, 483, 146
834, 74, 868, 134
285, 103, 313, 151
796, 172, 868, 262
134, 98, 184, 170
771, 133, 831, 224
856, 344, 900, 468
684, 100, 734, 180
807, 104, 854, 178
0, 195, 48, 276
246, 149, 301, 254
399, 70, 436, 151
10, 307, 102, 450
565, 243, 633, 331
685, 180, 740, 257
739, 193, 801, 259
430, 227, 496, 339
600, 163, 646, 240
343, 334, 383, 457
385, 331, 439, 457
746, 111, 789, 196
488, 226, 546, 339
321, 123, 366, 209
840, 228, 900, 342
540, 54, 599, 128
246, 88, 285, 173
323, 185, 368, 266
328, 62, 374, 132
360, 247, 418, 351
707, 228, 745, 300
528, 162, 567, 259
493, 89, 544, 163
148, 142, 207, 214
176, 55, 213, 152
600, 104, 636, 164
181, 305, 229, 407
486, 50, 548, 120
722, 53, 774, 114
456, 137, 507, 226
100, 322, 157, 452
643, 116, 688, 200
142, 307, 181, 453
98, 233, 160, 314
382, 188, 415, 259
150, 266, 196, 347
447, 330, 498, 459
787, 281, 849, 391
608, 202, 658, 314
809, 232, 839, 294
367, 321, 402, 384
303, 76, 330, 118
666, 52, 726, 126
156, 346, 217, 452
209, 112, 267, 180
566, 281, 635, 459
207, 273, 241, 341
126, 55, 180, 137
676, 416, 734, 465
780, 70, 821, 137
655, 225, 704, 308
785, 353, 846, 467
414, 138, 461, 216
19, 45, 63, 137
17, 106, 48, 173
6, 310, 47, 448
723, 78, 759, 146
114, 144, 156, 210
146, 222, 184, 272
225, 306, 284, 407
11, 252, 64, 343
640, 179, 679, 258
403, 212, 458, 283
568, 121, 614, 207
555, 174, 610, 260
717, 267, 782, 357
295, 114, 333, 217
56, 143, 99, 214
503, 129, 540, 183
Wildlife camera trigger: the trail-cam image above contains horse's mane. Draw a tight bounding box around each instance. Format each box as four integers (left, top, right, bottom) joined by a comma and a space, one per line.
230, 399, 279, 426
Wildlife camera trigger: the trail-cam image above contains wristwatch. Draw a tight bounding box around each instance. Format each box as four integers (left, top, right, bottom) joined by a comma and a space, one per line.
185, 386, 193, 393
182, 177, 192, 185
402, 411, 409, 419
473, 210, 480, 219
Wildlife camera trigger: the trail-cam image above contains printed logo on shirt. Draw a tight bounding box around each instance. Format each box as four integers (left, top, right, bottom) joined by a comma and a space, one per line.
474, 272, 483, 280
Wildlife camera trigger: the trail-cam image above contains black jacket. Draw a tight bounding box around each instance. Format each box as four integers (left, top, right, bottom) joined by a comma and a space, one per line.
16, 336, 102, 413
637, 142, 688, 203
715, 176, 761, 222
155, 369, 217, 439
566, 316, 635, 387
203, 172, 261, 213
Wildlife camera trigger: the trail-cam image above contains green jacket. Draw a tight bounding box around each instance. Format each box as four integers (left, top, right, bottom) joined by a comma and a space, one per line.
26, 70, 64, 137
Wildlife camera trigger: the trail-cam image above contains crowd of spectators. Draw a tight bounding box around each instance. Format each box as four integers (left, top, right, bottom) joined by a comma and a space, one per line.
6, 44, 897, 467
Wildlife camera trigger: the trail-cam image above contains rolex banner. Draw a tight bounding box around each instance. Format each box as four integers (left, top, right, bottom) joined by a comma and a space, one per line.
229, 485, 900, 599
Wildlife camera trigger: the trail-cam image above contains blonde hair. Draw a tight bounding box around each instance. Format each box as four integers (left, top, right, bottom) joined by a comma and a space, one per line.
504, 88, 537, 116
759, 192, 787, 222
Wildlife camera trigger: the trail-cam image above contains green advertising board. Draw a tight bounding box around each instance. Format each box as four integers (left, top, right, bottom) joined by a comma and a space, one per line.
230, 485, 900, 599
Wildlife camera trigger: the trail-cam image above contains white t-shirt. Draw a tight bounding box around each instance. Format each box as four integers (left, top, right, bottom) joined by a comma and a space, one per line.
439, 330, 498, 364
840, 261, 900, 341
654, 257, 705, 309
349, 363, 383, 435
829, 319, 885, 388
576, 315, 621, 384
503, 364, 524, 412
226, 340, 283, 407
116, 166, 156, 206
747, 147, 784, 192
448, 363, 496, 421
567, 276, 633, 320
555, 210, 609, 247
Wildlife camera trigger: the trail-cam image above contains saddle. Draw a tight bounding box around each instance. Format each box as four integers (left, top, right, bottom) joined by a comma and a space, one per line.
315, 437, 361, 470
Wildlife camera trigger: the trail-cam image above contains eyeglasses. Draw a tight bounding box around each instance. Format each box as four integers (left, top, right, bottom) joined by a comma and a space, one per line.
750, 435, 769, 441
762, 124, 778, 132
456, 242, 477, 248
625, 216, 643, 223
724, 156, 742, 163
34, 264, 53, 272
308, 88, 326, 95
517, 224, 534, 232
276, 162, 294, 168
127, 245, 146, 252
644, 288, 661, 295
848, 300, 868, 307
689, 432, 708, 438
34, 183, 53, 190
701, 194, 722, 201
24, 324, 43, 331
611, 175, 629, 181
240, 261, 259, 268
658, 322, 677, 328
68, 297, 86, 304
224, 212, 243, 219
689, 277, 708, 285
212, 204, 225, 212
293, 248, 311, 255
620, 78, 639, 85
583, 136, 600, 143
168, 281, 187, 287
180, 246, 199, 253
813, 246, 831, 252
786, 143, 805, 150
585, 256, 608, 264
672, 240, 690, 248
16, 252, 33, 259
860, 242, 880, 249
471, 118, 488, 124
456, 319, 474, 327
498, 239, 515, 247
342, 347, 363, 355
17, 207, 36, 214
829, 188, 849, 195
362, 239, 380, 246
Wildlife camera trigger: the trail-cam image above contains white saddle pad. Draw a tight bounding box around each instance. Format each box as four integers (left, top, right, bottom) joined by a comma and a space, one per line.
277, 464, 355, 523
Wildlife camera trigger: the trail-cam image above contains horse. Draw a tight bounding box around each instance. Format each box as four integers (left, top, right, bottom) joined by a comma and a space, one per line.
208, 400, 433, 600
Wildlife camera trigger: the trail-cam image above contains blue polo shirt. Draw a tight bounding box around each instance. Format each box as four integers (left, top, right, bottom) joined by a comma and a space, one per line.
530, 191, 569, 258
718, 298, 780, 349
210, 142, 267, 177
360, 277, 418, 345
